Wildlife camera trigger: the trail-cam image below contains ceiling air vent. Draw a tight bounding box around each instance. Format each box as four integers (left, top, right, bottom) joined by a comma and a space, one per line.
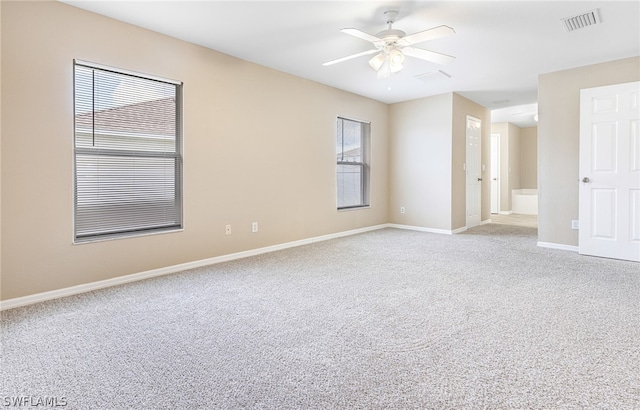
562, 9, 601, 32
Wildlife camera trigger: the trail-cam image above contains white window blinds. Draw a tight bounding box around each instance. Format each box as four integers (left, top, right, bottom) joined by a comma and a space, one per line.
74, 61, 183, 242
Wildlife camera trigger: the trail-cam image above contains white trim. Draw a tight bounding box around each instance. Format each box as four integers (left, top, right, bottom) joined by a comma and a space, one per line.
389, 220, 487, 235
1, 224, 388, 311
466, 115, 482, 229
537, 241, 579, 252
337, 205, 371, 213
499, 211, 513, 215
490, 133, 501, 214
388, 223, 459, 235
74, 59, 182, 85
337, 115, 371, 125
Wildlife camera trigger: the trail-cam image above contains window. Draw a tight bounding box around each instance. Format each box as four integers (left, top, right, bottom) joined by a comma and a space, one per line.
336, 117, 370, 209
73, 61, 183, 242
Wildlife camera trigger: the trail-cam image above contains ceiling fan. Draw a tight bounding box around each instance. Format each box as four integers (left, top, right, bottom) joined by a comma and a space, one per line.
323, 10, 456, 79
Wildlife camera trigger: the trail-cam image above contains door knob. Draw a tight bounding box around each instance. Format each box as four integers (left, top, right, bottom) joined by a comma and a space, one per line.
582, 177, 590, 183
477, 178, 483, 182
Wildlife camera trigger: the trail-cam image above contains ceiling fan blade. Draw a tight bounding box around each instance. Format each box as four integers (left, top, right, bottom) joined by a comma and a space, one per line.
398, 25, 455, 46
402, 46, 455, 65
322, 49, 379, 66
341, 28, 382, 44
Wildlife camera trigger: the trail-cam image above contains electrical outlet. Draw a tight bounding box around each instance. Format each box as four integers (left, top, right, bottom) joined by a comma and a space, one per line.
571, 220, 579, 230
225, 224, 232, 235
400, 207, 405, 214
252, 222, 258, 233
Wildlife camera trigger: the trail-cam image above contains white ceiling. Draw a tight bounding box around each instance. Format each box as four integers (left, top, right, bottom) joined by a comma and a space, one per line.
61, 1, 639, 127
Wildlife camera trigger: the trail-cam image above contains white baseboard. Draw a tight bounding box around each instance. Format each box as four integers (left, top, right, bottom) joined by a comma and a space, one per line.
0, 224, 389, 311
537, 241, 579, 252
388, 223, 461, 235
498, 211, 513, 215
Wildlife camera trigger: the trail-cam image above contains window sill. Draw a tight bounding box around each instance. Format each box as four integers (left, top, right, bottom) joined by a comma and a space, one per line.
73, 227, 184, 245
338, 205, 371, 212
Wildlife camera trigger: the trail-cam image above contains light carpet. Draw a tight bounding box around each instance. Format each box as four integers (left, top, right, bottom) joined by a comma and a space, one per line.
1, 225, 639, 409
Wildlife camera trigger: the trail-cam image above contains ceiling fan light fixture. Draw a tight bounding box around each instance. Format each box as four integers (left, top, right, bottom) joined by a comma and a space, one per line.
389, 48, 404, 73
368, 52, 386, 71
370, 49, 403, 78
389, 48, 404, 65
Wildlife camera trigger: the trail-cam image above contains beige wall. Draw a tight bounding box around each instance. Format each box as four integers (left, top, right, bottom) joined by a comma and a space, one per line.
388, 93, 489, 230
389, 93, 453, 230
520, 126, 537, 189
452, 94, 491, 227
538, 56, 640, 247
0, 1, 389, 300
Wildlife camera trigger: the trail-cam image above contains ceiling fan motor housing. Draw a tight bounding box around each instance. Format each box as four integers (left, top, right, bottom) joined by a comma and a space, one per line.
376, 29, 406, 44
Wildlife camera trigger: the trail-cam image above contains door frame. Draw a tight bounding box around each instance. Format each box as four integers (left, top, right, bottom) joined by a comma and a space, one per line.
490, 133, 500, 214
466, 115, 482, 229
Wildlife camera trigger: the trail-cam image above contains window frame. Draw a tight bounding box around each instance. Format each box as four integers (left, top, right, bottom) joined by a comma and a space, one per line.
72, 60, 184, 243
336, 116, 370, 210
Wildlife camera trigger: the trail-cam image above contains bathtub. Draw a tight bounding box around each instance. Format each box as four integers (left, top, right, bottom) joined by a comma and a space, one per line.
512, 189, 538, 215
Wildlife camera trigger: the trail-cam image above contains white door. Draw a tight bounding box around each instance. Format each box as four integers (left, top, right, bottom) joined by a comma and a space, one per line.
579, 81, 640, 262
466, 116, 482, 228
491, 134, 500, 214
